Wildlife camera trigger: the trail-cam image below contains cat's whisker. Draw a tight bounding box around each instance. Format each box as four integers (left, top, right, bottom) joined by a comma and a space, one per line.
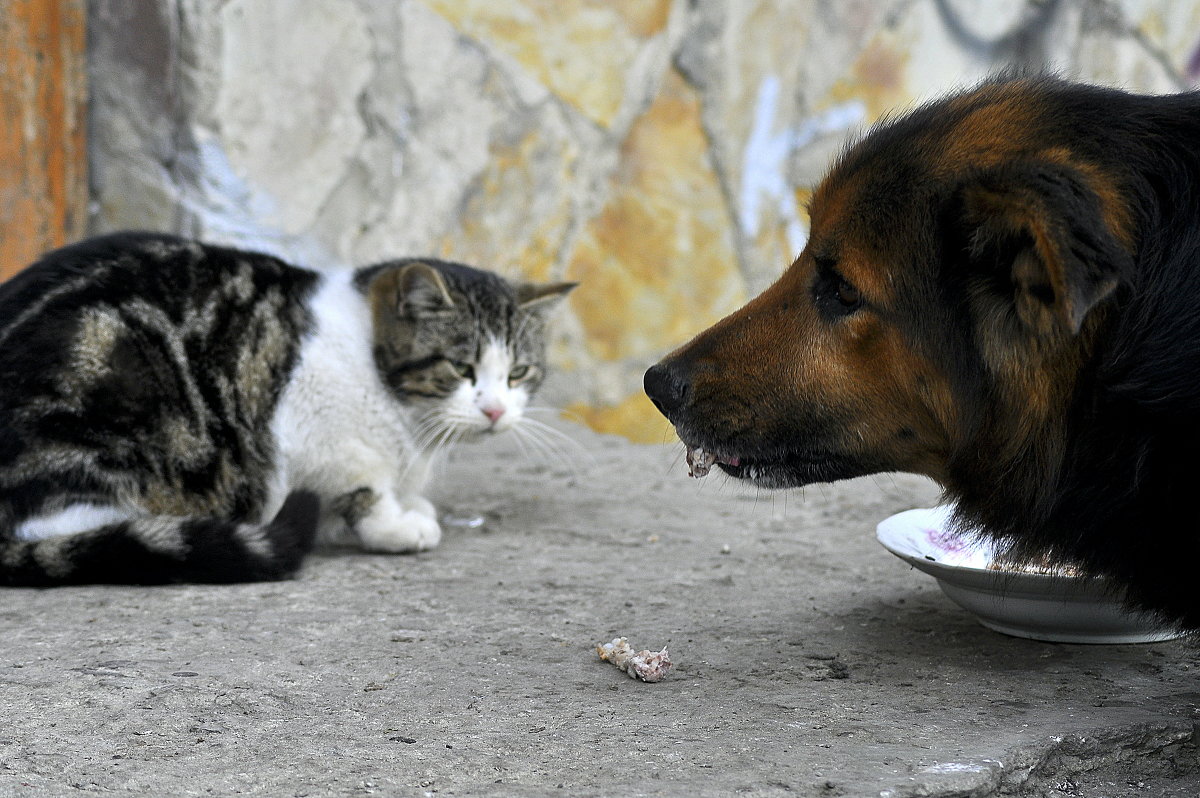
510, 419, 585, 474
519, 416, 591, 461
413, 417, 451, 455
402, 414, 468, 483
524, 437, 582, 477
522, 405, 573, 419
507, 424, 558, 468
413, 407, 447, 433
412, 416, 440, 445
523, 423, 583, 461
413, 424, 463, 482
519, 413, 578, 438
449, 422, 472, 449
523, 405, 592, 430
507, 425, 535, 461
434, 422, 468, 457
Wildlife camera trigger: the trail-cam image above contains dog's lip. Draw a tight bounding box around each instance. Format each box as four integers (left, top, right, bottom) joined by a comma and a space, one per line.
679, 434, 857, 485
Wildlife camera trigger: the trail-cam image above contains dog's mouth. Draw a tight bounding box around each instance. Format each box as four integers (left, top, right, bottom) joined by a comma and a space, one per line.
684, 445, 740, 478
681, 439, 867, 489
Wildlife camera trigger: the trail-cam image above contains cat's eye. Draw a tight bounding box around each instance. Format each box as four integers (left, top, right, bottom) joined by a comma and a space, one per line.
449, 360, 475, 381
508, 365, 532, 384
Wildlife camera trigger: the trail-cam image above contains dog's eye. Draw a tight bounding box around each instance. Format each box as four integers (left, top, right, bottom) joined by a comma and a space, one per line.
814, 268, 864, 317
835, 278, 862, 309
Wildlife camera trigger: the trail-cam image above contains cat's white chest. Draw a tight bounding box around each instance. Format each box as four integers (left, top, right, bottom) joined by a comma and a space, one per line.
268, 272, 423, 515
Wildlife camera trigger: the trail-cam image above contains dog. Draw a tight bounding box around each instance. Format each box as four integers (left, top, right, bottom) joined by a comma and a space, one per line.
645, 76, 1200, 628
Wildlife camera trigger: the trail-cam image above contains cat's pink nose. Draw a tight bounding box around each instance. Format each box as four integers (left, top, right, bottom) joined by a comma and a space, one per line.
482, 405, 506, 423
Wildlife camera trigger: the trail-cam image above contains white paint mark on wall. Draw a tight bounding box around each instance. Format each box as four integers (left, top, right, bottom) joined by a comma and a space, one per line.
177, 133, 337, 269
740, 75, 866, 255
193, 134, 279, 228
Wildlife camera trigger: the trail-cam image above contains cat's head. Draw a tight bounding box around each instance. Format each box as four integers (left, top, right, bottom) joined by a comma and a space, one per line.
363, 259, 575, 443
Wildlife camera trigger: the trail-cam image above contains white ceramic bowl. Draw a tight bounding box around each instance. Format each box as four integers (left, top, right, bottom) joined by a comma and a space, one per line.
876, 506, 1187, 644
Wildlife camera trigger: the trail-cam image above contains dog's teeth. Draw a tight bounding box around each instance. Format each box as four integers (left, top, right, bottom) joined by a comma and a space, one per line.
686, 446, 716, 478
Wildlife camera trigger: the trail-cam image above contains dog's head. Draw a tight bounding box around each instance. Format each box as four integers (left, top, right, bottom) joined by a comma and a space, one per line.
645, 78, 1135, 490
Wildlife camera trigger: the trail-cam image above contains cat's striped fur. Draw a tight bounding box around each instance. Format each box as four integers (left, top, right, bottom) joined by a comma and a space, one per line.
0, 232, 573, 584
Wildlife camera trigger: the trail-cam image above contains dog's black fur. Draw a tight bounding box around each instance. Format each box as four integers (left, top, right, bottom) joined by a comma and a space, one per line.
950, 82, 1200, 627
646, 77, 1200, 628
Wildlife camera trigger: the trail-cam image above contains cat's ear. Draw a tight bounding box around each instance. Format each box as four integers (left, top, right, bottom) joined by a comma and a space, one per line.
380, 262, 455, 318
517, 281, 577, 313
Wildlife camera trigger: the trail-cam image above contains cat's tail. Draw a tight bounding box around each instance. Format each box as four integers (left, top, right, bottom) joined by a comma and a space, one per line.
0, 491, 320, 586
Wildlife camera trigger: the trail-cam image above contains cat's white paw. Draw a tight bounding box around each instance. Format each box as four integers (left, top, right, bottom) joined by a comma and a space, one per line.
405, 495, 436, 519
356, 497, 442, 553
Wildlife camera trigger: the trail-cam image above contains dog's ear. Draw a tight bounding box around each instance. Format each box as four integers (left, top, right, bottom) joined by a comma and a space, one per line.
956, 162, 1128, 335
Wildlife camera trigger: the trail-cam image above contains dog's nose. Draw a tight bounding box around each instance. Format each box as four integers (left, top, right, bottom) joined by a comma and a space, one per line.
644, 361, 689, 420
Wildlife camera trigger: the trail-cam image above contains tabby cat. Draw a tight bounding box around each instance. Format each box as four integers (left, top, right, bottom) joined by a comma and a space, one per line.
0, 232, 574, 585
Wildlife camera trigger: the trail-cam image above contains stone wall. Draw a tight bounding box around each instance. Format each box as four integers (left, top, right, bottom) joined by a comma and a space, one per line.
88, 0, 1200, 441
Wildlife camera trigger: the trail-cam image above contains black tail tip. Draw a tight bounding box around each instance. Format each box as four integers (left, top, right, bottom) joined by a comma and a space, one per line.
262, 491, 321, 578
274, 490, 320, 531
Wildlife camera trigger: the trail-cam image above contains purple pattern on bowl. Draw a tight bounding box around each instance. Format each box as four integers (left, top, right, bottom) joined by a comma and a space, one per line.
925, 526, 972, 555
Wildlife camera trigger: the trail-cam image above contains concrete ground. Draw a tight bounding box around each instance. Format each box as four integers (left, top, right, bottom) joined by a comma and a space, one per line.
2, 422, 1197, 797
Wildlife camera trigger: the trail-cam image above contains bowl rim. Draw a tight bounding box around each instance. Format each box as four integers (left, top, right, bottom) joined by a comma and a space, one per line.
875, 505, 1189, 642
876, 506, 1117, 598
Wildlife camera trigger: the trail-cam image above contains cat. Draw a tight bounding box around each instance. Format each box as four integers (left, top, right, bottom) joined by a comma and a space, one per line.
0, 231, 574, 585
